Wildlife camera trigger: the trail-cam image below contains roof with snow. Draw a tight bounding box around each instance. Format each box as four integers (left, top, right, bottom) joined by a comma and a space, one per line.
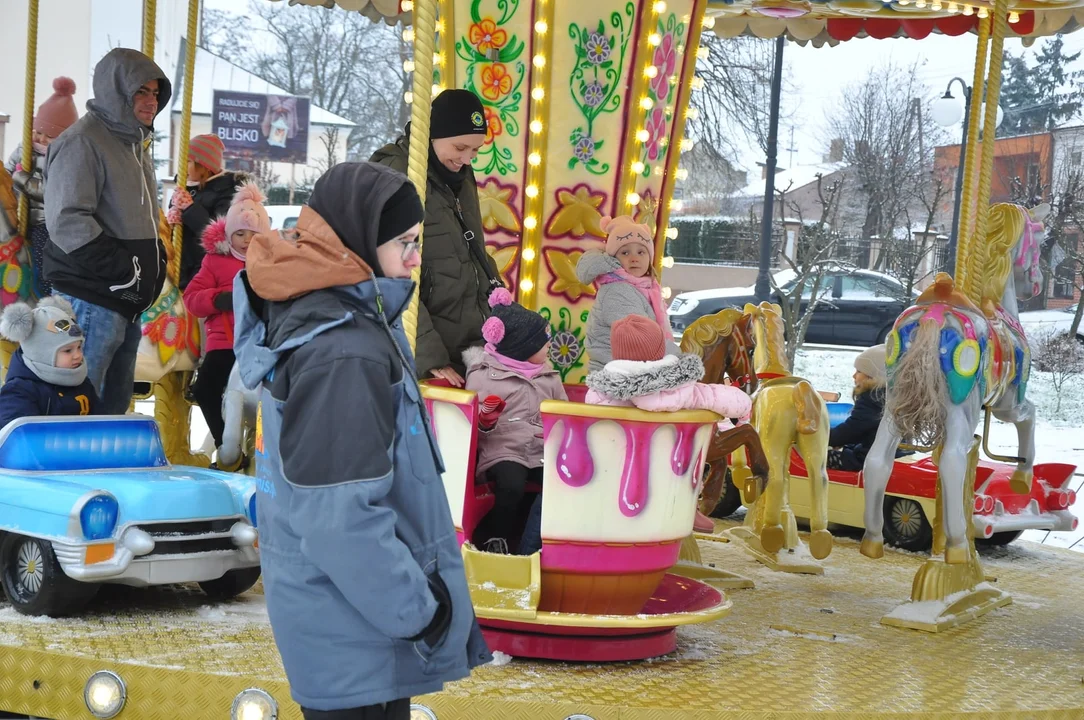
172, 47, 356, 128
735, 162, 849, 199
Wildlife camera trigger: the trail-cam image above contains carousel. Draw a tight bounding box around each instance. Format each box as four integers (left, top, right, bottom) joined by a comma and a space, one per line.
0, 0, 1082, 718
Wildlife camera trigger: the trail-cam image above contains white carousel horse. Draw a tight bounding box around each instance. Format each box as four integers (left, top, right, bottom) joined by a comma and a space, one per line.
861, 203, 1048, 563
218, 362, 258, 471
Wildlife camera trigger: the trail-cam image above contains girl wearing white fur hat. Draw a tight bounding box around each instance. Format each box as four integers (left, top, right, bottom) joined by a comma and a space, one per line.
826, 344, 887, 471
0, 296, 98, 429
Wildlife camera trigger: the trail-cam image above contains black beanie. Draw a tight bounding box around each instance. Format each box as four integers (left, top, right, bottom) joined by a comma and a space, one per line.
377, 182, 424, 245
430, 89, 487, 140
481, 289, 550, 362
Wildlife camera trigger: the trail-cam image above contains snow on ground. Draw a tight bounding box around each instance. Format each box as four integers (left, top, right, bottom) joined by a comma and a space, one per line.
794, 343, 1084, 555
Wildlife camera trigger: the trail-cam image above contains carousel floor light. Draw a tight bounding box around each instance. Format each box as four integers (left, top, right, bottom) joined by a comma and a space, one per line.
1, 521, 1082, 720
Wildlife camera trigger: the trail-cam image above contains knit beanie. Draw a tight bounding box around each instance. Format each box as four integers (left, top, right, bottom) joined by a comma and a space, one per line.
601, 215, 655, 261
854, 344, 887, 384
430, 89, 487, 140
611, 314, 666, 363
225, 183, 271, 239
189, 134, 225, 175
0, 296, 87, 387
481, 288, 550, 362
34, 77, 79, 138
377, 182, 424, 245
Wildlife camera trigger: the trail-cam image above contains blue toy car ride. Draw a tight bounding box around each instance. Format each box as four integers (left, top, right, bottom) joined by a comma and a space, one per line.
0, 415, 260, 616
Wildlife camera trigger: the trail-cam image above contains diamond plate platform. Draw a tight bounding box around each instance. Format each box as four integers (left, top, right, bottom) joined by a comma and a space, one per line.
1, 525, 1082, 720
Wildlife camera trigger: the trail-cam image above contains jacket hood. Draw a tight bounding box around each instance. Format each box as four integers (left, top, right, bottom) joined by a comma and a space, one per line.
201, 217, 230, 255
232, 270, 415, 391
586, 353, 705, 401
576, 250, 621, 285
87, 48, 171, 143
5, 350, 38, 384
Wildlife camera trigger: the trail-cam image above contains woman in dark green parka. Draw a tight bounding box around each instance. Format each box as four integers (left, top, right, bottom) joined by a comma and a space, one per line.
371, 89, 501, 385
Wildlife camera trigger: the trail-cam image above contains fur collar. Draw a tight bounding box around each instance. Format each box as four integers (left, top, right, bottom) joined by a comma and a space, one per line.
463, 346, 486, 371
586, 353, 704, 400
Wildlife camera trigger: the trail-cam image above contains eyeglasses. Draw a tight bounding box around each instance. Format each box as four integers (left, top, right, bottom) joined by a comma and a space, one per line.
400, 240, 421, 261
50, 318, 84, 338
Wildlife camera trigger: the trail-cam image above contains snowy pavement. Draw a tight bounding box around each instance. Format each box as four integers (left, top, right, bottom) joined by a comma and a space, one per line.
794, 345, 1084, 554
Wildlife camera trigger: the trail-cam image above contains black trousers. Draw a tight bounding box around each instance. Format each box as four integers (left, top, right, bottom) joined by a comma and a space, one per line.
474, 461, 542, 546
300, 699, 410, 720
190, 349, 236, 447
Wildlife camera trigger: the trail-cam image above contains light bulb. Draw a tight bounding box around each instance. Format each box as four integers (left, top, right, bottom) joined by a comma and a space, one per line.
401, 0, 414, 10
898, 0, 909, 5
525, 185, 539, 198
648, 33, 662, 47
403, 60, 415, 73
432, 84, 443, 96
697, 46, 709, 60
676, 168, 689, 180
665, 227, 679, 239
1008, 10, 1020, 21
702, 14, 717, 29
686, 107, 699, 120
671, 199, 684, 211
404, 91, 413, 104
661, 286, 672, 299
653, 0, 667, 11
434, 52, 444, 65
915, 0, 926, 8
533, 55, 546, 68
977, 6, 988, 17
932, 0, 942, 8
645, 65, 659, 79
531, 87, 545, 100
435, 20, 445, 32
535, 20, 548, 33
636, 129, 650, 142
662, 256, 675, 268
530, 120, 543, 133
631, 161, 646, 174
403, 29, 415, 42
962, 4, 973, 13
948, 1, 958, 9
627, 192, 641, 205
681, 138, 694, 152
528, 152, 542, 166
520, 278, 534, 292
640, 97, 654, 110
691, 76, 705, 91
522, 248, 536, 261
524, 216, 538, 230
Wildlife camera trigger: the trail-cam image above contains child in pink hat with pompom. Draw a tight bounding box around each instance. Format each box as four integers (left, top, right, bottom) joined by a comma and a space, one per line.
183, 182, 270, 461
463, 287, 566, 555
4, 76, 80, 298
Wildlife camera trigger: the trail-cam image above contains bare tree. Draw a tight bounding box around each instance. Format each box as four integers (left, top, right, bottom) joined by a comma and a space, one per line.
1053, 164, 1084, 335
826, 62, 945, 246
317, 126, 341, 173
1030, 328, 1084, 414
879, 171, 951, 300
772, 174, 848, 365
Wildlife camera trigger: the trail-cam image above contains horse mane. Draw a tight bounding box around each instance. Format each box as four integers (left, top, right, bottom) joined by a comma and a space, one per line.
981, 203, 1027, 304
681, 308, 745, 384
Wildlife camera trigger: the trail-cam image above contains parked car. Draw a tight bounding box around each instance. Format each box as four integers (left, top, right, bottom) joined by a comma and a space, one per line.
668, 268, 918, 347
0, 416, 261, 617
265, 204, 303, 230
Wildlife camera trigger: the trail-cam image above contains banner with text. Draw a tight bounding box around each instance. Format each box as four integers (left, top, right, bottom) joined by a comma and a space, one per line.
212, 90, 311, 164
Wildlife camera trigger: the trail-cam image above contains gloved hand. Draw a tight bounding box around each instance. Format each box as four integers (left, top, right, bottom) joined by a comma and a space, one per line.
166, 206, 183, 225
172, 188, 193, 210
408, 573, 452, 651
478, 395, 505, 432
213, 291, 234, 311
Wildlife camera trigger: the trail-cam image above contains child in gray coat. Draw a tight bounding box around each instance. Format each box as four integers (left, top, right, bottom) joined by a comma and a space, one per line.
576, 214, 679, 371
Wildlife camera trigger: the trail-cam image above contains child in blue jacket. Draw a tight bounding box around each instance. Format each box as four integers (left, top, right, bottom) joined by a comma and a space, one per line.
0, 296, 98, 429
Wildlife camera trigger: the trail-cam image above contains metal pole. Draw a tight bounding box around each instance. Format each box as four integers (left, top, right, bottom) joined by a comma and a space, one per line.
755, 35, 785, 302
946, 84, 971, 277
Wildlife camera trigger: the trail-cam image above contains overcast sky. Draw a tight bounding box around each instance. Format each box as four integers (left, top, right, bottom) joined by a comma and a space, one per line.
208, 0, 1084, 172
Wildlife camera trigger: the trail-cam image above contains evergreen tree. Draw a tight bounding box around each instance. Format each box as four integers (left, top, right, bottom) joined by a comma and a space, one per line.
1000, 36, 1084, 136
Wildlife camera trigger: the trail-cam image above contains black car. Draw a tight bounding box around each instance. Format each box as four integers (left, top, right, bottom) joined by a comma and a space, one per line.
667, 269, 918, 347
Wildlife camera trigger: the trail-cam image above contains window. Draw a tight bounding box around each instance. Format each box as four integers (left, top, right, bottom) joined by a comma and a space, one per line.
1072, 151, 1082, 166
1054, 260, 1076, 299
839, 275, 894, 300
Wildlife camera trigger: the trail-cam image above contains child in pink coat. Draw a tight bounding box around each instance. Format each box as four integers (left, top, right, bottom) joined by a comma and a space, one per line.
183, 183, 270, 455
464, 288, 567, 555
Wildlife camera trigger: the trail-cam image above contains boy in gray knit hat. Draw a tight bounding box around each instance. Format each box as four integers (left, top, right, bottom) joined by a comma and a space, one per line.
0, 296, 99, 429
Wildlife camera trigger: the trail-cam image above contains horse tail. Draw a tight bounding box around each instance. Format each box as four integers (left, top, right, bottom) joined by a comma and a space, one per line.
885, 319, 948, 448
793, 380, 821, 435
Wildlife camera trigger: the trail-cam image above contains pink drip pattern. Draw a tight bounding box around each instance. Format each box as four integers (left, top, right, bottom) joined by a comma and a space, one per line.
670, 424, 699, 476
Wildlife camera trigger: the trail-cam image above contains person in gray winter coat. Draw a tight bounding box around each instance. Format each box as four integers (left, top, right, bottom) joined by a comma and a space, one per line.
234, 161, 490, 719
43, 48, 169, 415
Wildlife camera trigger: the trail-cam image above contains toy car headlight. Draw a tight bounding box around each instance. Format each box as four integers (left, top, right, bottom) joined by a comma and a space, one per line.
84, 670, 126, 718
410, 705, 438, 720
80, 494, 119, 541
247, 491, 258, 529
232, 688, 277, 720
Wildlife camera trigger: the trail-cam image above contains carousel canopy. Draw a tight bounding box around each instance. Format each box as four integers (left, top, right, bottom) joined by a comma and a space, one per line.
276, 0, 1081, 41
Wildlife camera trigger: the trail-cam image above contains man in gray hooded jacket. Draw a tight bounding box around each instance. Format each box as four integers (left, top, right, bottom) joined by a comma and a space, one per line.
43, 48, 170, 414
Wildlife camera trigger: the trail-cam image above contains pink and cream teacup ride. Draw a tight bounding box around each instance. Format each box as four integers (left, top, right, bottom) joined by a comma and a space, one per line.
420, 383, 732, 662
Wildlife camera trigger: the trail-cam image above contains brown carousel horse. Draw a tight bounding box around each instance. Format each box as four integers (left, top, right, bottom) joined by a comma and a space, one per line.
680, 308, 768, 517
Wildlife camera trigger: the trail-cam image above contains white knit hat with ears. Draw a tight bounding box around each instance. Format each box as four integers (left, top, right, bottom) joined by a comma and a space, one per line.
0, 295, 88, 387
225, 183, 271, 239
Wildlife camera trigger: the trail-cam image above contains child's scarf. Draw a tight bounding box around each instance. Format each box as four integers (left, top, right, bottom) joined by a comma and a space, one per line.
485, 343, 545, 379
596, 269, 671, 332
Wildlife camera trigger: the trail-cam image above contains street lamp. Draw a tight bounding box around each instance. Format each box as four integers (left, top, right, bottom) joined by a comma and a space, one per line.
932, 78, 1003, 277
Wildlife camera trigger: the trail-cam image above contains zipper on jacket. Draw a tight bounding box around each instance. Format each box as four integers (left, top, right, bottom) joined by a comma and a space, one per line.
135, 129, 162, 321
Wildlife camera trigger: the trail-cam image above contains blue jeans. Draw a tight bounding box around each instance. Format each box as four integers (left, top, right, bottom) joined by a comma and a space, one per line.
58, 293, 142, 414
518, 493, 543, 556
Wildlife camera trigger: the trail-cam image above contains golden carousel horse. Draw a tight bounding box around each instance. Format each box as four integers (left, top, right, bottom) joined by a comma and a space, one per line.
726, 302, 833, 571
